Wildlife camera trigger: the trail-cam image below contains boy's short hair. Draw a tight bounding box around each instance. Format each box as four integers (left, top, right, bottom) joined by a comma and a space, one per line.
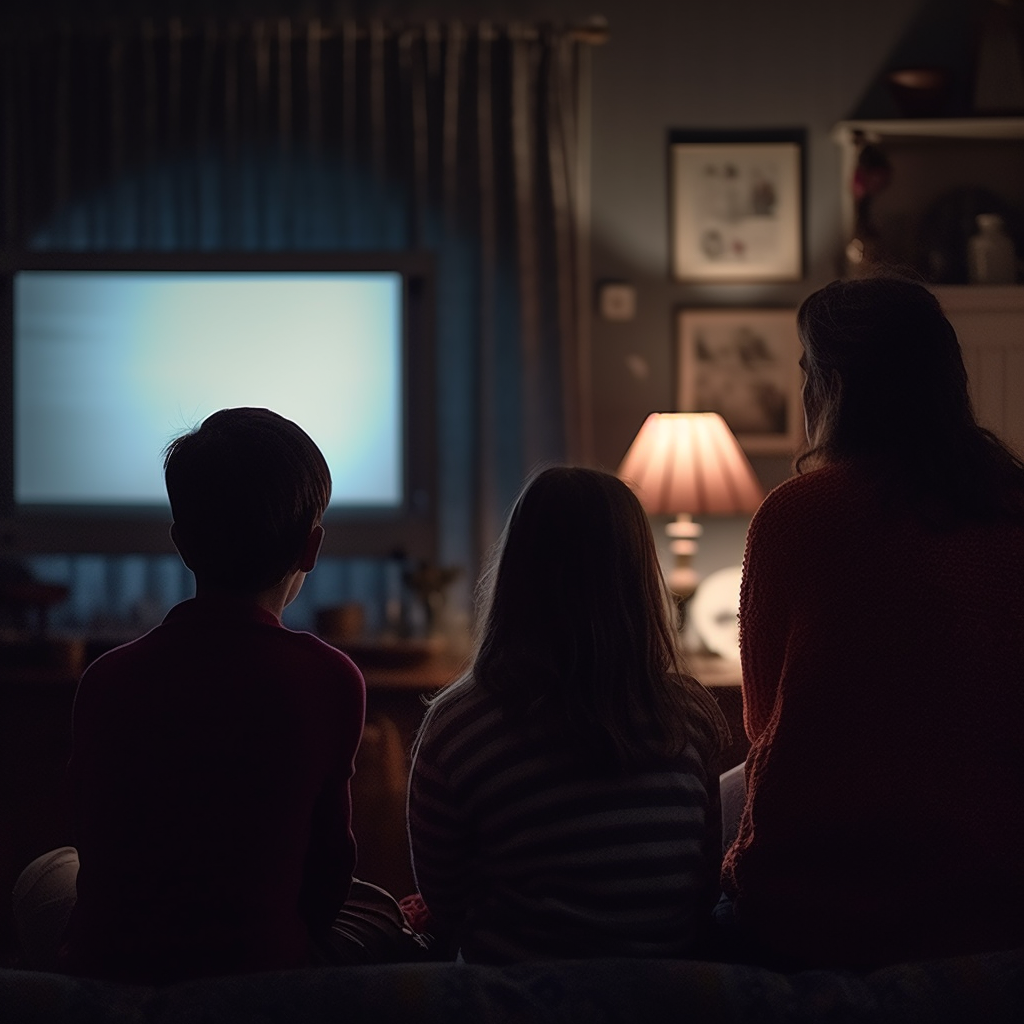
163, 408, 332, 592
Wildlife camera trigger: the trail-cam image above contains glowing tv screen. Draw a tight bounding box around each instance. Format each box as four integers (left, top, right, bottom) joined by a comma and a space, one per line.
0, 252, 436, 558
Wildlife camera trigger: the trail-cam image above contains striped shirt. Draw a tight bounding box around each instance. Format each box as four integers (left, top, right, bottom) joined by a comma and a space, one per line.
407, 683, 720, 964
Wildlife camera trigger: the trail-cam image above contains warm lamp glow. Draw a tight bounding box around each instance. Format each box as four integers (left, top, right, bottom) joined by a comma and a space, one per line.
618, 412, 764, 516
618, 412, 764, 600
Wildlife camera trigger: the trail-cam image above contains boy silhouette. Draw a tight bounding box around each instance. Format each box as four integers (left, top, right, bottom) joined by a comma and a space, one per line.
13, 408, 409, 981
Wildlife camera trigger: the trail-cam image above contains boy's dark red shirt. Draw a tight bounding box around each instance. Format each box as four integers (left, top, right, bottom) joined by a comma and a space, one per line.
62, 595, 365, 983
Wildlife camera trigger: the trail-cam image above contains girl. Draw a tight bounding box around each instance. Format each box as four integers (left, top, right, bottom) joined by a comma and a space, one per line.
407, 466, 727, 963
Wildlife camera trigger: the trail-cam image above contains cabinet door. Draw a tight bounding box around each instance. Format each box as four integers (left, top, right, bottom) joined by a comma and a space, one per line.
937, 286, 1024, 455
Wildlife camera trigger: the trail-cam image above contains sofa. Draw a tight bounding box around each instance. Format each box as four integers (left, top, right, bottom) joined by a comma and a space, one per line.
2, 947, 1024, 1023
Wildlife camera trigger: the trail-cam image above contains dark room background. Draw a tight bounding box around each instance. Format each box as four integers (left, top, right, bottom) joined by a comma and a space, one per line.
1, 0, 977, 636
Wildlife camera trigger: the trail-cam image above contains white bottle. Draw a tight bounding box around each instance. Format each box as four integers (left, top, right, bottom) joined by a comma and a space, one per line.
967, 213, 1016, 285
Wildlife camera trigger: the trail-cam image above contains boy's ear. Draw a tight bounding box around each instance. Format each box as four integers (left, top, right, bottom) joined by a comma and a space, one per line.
169, 523, 194, 569
297, 524, 325, 574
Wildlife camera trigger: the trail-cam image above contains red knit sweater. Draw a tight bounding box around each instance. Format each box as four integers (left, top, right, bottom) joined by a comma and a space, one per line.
722, 461, 1024, 969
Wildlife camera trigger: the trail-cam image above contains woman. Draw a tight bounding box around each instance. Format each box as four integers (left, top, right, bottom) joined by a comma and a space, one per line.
721, 277, 1024, 970
407, 466, 727, 963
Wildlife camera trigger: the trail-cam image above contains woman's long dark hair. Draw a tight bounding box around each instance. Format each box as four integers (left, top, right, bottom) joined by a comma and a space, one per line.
796, 276, 1024, 522
420, 466, 726, 773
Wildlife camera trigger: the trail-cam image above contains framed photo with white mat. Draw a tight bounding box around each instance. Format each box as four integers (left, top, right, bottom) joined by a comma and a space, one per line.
677, 306, 804, 456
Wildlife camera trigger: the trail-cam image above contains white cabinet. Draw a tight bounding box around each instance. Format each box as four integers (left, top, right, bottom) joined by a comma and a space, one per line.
936, 285, 1024, 456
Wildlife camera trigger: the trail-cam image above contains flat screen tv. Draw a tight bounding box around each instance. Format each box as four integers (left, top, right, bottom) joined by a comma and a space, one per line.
0, 251, 436, 560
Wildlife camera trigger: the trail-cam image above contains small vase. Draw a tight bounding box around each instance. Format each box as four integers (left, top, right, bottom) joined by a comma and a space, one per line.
967, 213, 1016, 284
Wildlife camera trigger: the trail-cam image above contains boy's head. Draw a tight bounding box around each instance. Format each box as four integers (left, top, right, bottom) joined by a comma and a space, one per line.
164, 408, 332, 592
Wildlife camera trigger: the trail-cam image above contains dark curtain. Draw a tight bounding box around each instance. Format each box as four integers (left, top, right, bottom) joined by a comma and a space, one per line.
1, 17, 592, 632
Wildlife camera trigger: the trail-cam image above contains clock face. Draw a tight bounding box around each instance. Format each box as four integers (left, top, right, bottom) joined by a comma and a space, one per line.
690, 565, 743, 660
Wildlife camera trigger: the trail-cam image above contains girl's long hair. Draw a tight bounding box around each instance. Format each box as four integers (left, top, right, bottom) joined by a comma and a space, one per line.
796, 276, 1024, 522
420, 466, 726, 773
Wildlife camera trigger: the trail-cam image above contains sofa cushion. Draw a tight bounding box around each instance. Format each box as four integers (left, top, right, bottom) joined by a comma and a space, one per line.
1, 949, 1023, 1023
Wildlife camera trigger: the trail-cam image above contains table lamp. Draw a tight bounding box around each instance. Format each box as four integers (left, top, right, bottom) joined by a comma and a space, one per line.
617, 412, 764, 601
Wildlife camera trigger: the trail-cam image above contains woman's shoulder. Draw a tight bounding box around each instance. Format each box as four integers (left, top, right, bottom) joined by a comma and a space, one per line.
752, 462, 865, 529
761, 460, 862, 502
743, 463, 875, 575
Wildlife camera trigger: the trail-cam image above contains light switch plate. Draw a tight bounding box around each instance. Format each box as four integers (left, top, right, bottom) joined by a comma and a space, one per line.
597, 282, 636, 321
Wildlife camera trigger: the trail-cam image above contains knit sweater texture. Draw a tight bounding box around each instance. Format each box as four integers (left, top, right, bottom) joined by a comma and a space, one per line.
721, 461, 1024, 969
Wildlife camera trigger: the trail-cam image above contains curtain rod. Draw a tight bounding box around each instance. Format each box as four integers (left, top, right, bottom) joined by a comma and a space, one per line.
3, 18, 610, 45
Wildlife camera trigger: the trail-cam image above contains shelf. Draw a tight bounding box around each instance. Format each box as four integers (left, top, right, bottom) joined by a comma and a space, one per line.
832, 117, 1024, 282
833, 117, 1024, 145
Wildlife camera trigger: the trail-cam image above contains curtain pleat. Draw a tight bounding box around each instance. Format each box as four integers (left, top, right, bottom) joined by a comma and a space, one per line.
3, 37, 16, 241
53, 27, 72, 215
441, 23, 462, 224
303, 19, 323, 249
107, 34, 127, 246
142, 21, 159, 247
549, 33, 582, 463
398, 30, 415, 239
194, 22, 215, 246
168, 19, 184, 243
277, 18, 293, 248
222, 23, 239, 248
1, 17, 590, 631
253, 21, 271, 246
339, 20, 357, 248
511, 30, 543, 478
474, 25, 500, 552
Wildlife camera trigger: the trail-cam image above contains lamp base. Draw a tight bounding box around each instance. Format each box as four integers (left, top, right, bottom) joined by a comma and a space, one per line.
667, 565, 698, 603
666, 514, 702, 603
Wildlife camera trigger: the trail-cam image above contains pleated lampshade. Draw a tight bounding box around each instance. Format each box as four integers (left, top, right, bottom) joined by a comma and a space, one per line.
618, 412, 764, 516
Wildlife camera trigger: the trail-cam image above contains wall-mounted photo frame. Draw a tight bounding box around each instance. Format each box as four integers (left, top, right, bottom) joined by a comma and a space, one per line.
677, 307, 804, 455
670, 130, 805, 283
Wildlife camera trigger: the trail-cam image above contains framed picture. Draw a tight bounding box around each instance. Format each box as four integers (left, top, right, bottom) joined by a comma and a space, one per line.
670, 131, 804, 282
677, 307, 804, 455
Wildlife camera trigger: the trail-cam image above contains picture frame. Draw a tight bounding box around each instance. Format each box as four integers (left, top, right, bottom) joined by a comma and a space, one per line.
677, 307, 804, 455
670, 131, 804, 283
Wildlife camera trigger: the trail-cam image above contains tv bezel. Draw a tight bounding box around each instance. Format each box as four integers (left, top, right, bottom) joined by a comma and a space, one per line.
0, 250, 437, 562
